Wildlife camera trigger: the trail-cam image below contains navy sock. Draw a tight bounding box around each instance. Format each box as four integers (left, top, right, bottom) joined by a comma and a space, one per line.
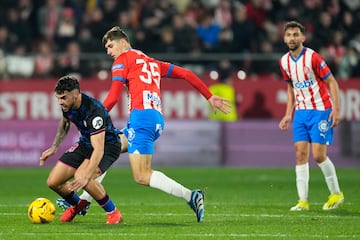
63, 191, 80, 206
96, 194, 116, 213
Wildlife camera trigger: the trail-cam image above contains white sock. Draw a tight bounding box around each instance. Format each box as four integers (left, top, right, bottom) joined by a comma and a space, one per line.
79, 172, 107, 202
149, 170, 192, 202
295, 163, 309, 201
318, 157, 341, 194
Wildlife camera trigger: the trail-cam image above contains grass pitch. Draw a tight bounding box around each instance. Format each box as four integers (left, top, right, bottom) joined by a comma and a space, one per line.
0, 167, 359, 240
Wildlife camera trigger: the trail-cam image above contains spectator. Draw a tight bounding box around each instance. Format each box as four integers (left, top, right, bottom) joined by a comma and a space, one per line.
245, 0, 269, 29
116, 11, 135, 44
0, 25, 16, 53
301, 0, 323, 26
55, 7, 77, 50
183, 0, 207, 29
17, 0, 39, 40
313, 11, 334, 48
4, 7, 32, 47
101, 0, 121, 26
172, 13, 197, 53
231, 3, 256, 53
0, 0, 358, 80
77, 26, 103, 53
324, 30, 347, 72
250, 40, 279, 78
213, 0, 233, 28
132, 27, 154, 53
213, 27, 233, 53
337, 40, 360, 79
155, 27, 176, 53
83, 6, 109, 40
196, 11, 221, 52
54, 41, 90, 78
33, 40, 55, 78
339, 11, 357, 44
37, 0, 63, 44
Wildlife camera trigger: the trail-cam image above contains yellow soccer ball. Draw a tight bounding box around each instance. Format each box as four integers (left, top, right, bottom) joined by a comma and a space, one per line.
28, 198, 56, 224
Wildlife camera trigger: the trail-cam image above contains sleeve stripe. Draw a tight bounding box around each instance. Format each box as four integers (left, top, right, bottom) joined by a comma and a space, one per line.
113, 76, 126, 82
90, 128, 106, 135
166, 64, 174, 78
321, 72, 331, 80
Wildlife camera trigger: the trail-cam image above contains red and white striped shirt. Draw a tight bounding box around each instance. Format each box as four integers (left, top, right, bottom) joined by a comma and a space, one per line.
103, 49, 212, 113
279, 47, 333, 110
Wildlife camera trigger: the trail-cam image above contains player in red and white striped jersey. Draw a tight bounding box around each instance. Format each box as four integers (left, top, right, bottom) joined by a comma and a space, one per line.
101, 26, 231, 222
279, 21, 344, 211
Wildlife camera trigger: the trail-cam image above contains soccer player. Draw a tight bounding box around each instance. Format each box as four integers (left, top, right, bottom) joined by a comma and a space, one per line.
40, 75, 123, 224
279, 21, 344, 211
101, 26, 231, 222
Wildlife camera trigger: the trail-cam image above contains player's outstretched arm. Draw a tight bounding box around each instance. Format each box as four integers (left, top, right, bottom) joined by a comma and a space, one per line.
39, 147, 57, 166
208, 95, 232, 114
39, 117, 70, 166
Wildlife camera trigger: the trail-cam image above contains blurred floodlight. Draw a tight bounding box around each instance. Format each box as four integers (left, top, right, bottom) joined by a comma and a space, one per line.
98, 70, 108, 80
209, 70, 219, 80
237, 70, 246, 80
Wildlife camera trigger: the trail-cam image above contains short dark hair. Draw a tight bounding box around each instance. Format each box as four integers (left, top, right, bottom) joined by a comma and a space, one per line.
55, 75, 80, 94
284, 21, 306, 34
102, 26, 129, 45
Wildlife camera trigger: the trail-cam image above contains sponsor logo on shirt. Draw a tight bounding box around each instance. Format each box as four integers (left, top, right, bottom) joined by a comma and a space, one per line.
294, 80, 314, 89
146, 92, 162, 106
320, 61, 326, 68
92, 116, 103, 130
112, 64, 124, 71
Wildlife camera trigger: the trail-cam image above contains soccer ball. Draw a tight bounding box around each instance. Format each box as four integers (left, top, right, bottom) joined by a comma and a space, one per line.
28, 198, 56, 223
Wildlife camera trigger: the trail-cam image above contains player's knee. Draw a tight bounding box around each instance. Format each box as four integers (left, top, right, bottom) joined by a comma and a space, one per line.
46, 176, 58, 190
312, 154, 326, 163
132, 172, 150, 186
295, 151, 308, 163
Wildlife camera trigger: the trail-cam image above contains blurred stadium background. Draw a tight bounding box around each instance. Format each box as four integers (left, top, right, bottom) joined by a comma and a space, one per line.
1, 0, 360, 168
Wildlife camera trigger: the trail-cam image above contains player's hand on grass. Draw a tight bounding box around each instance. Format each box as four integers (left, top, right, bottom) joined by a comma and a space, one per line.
39, 146, 57, 166
208, 95, 232, 114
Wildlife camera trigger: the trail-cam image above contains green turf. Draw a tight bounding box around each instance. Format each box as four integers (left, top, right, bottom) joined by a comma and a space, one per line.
0, 167, 359, 240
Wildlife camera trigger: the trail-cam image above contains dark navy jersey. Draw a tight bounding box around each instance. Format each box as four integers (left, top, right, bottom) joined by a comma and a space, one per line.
63, 93, 120, 147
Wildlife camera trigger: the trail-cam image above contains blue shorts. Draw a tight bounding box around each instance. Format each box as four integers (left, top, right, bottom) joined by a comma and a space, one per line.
122, 109, 164, 154
293, 109, 333, 144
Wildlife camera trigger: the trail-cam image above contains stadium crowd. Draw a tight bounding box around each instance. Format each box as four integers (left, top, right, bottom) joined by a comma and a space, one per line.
0, 0, 359, 80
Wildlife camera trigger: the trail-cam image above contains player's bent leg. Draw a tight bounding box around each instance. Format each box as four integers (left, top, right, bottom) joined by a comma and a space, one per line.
129, 154, 205, 222
46, 162, 75, 194
84, 180, 122, 224
56, 171, 108, 215
80, 171, 107, 201
128, 153, 153, 185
